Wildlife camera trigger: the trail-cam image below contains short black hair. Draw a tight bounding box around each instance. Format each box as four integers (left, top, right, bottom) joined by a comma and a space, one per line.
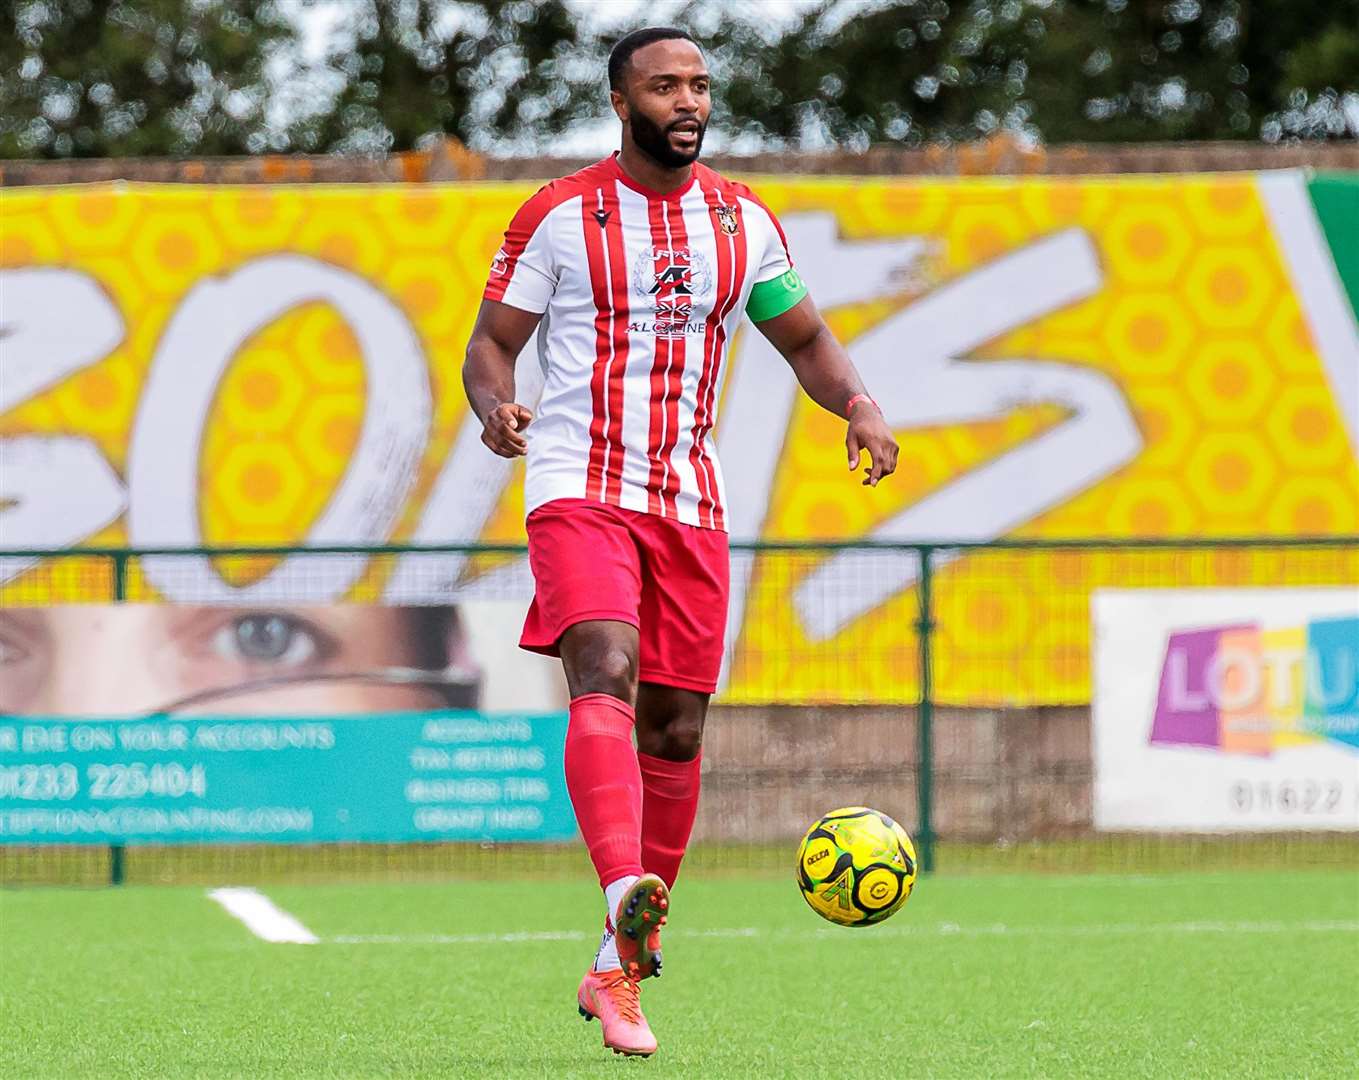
608, 27, 701, 92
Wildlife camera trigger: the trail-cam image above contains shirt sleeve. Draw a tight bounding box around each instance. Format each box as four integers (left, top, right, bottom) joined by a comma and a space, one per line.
745, 195, 795, 285
483, 186, 558, 314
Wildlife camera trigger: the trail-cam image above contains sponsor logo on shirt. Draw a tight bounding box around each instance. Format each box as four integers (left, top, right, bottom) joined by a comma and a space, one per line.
631, 247, 713, 299
489, 248, 509, 276
627, 317, 707, 339
627, 248, 714, 338
652, 297, 705, 339
629, 298, 706, 338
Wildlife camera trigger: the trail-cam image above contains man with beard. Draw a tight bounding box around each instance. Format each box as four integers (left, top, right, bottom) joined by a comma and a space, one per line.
463, 26, 898, 1058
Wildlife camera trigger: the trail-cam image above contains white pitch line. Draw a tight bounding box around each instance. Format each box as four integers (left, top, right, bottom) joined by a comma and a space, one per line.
924, 920, 1359, 938
331, 930, 592, 946
208, 887, 319, 944
326, 920, 1359, 945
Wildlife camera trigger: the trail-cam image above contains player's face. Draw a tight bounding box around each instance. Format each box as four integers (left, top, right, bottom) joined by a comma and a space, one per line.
613, 39, 711, 167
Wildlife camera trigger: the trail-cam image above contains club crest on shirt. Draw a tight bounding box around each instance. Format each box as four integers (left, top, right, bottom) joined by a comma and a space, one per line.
714, 204, 740, 236
631, 247, 713, 300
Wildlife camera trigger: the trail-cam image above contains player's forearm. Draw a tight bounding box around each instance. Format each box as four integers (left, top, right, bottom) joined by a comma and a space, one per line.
785, 326, 870, 419
462, 336, 519, 425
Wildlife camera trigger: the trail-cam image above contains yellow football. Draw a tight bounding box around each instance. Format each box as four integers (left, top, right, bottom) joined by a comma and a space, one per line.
796, 806, 918, 926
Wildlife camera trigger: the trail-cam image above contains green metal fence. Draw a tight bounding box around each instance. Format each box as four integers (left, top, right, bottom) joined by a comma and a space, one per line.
2, 537, 1357, 885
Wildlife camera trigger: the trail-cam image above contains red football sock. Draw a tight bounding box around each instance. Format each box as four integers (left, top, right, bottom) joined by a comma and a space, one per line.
638, 751, 702, 890
563, 693, 644, 887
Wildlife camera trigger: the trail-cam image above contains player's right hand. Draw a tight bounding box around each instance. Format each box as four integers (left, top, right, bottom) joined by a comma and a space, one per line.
481, 402, 534, 458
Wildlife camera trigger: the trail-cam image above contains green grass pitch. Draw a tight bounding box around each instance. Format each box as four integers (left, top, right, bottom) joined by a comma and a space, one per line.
2, 869, 1356, 1078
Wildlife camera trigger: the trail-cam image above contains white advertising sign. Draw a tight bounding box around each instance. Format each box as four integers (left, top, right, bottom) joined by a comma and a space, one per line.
1092, 588, 1359, 832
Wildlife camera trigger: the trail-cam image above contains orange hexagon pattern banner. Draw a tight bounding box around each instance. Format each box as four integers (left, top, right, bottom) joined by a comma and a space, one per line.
1, 171, 1356, 705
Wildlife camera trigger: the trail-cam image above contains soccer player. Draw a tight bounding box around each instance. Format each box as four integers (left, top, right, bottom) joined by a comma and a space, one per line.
463, 26, 898, 1057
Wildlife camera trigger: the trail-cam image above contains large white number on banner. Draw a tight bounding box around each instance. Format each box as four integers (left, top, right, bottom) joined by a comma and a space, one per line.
790, 228, 1141, 641
383, 327, 547, 603
718, 215, 927, 666
716, 221, 1142, 662
0, 270, 127, 582
0, 269, 125, 412
128, 255, 431, 602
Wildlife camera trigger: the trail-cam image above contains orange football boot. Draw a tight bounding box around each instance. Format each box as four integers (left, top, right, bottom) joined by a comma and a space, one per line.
612, 872, 669, 981
577, 968, 657, 1057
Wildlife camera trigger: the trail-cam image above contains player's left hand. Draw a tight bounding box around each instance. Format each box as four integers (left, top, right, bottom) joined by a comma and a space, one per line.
847, 404, 898, 487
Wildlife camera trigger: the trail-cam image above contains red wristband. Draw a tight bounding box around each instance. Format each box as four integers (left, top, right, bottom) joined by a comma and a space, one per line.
846, 393, 879, 417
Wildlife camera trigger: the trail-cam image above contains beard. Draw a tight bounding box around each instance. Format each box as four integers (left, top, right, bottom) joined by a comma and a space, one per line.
629, 109, 706, 168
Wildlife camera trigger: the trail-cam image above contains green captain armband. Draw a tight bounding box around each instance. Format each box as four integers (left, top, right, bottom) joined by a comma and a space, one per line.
746, 268, 809, 322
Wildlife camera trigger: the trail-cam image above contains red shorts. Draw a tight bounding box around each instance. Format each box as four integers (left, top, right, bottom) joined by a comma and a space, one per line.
520, 498, 730, 694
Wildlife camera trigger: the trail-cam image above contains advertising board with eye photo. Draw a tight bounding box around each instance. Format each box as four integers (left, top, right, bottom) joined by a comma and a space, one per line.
0, 602, 574, 845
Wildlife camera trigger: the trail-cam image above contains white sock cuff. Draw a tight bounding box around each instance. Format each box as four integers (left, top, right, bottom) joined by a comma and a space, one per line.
603, 874, 640, 921
593, 926, 621, 972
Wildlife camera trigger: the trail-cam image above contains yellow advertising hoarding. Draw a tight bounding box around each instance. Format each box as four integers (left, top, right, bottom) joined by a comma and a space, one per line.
2, 172, 1356, 704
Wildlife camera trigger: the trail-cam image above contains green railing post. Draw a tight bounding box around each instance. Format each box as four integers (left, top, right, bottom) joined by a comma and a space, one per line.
915, 546, 936, 874
110, 552, 129, 885
109, 844, 125, 887
112, 551, 129, 602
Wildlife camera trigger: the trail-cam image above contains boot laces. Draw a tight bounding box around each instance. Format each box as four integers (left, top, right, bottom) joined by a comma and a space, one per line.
600, 971, 642, 1023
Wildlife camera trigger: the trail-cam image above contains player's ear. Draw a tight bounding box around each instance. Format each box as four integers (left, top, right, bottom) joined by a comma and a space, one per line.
610, 88, 628, 122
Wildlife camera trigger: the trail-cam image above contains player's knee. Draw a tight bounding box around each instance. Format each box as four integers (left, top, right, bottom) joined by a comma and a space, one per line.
572, 644, 638, 699
561, 622, 640, 700
658, 714, 703, 760
640, 706, 702, 760
589, 646, 637, 695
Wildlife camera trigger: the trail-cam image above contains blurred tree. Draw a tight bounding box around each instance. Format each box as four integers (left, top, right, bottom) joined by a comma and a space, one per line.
3, 0, 1354, 159
0, 0, 295, 158
1241, 0, 1359, 139
1024, 0, 1359, 141
692, 0, 1038, 148
693, 0, 1359, 145
295, 0, 590, 154
1020, 0, 1252, 142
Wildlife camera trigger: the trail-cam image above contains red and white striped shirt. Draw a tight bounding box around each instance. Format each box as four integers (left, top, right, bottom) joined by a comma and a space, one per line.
483, 153, 795, 532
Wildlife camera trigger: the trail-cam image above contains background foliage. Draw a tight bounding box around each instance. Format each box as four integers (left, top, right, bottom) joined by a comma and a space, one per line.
3, 0, 1357, 158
